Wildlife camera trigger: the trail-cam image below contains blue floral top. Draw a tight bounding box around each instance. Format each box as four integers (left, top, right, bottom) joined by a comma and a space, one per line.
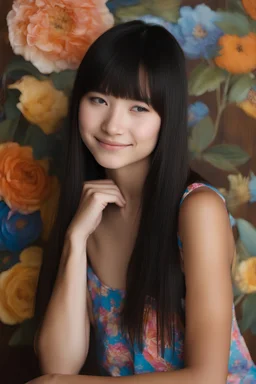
87, 183, 256, 382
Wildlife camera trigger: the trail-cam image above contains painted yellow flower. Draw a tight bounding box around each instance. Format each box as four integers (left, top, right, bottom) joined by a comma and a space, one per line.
239, 87, 256, 119
219, 174, 250, 214
9, 76, 68, 134
234, 257, 256, 293
242, 0, 256, 20
0, 246, 42, 325
40, 176, 60, 241
215, 34, 256, 74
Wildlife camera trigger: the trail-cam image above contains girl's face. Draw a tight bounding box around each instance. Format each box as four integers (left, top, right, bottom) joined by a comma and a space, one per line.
79, 92, 161, 170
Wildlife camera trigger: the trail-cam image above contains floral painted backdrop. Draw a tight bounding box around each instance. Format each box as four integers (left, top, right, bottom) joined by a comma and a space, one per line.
0, 0, 256, 381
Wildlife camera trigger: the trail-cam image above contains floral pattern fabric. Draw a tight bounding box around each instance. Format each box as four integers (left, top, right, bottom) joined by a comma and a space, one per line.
87, 183, 256, 382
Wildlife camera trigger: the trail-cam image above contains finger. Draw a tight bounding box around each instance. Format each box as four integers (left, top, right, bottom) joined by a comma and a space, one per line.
95, 189, 126, 204
82, 184, 122, 197
91, 191, 126, 208
83, 184, 122, 192
83, 179, 114, 186
82, 185, 126, 203
91, 190, 126, 207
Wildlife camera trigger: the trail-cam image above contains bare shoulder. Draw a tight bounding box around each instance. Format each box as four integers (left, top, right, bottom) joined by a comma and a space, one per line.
178, 186, 234, 266
179, 186, 228, 226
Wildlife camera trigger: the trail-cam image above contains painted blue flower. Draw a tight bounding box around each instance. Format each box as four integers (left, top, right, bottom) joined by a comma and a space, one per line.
188, 102, 209, 128
0, 201, 42, 252
107, 0, 139, 13
137, 15, 185, 47
176, 4, 224, 59
249, 172, 256, 203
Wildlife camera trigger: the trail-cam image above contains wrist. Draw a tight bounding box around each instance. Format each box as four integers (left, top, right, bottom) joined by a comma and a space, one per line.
64, 232, 87, 255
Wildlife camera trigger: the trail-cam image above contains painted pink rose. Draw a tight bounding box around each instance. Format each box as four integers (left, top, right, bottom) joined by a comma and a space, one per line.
7, 0, 114, 74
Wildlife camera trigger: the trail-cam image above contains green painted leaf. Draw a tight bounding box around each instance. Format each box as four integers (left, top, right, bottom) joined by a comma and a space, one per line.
215, 12, 251, 36
236, 238, 251, 262
11, 116, 30, 146
9, 318, 37, 346
150, 0, 181, 23
251, 321, 256, 335
228, 75, 255, 103
202, 153, 238, 172
4, 56, 44, 80
4, 89, 21, 120
188, 64, 227, 96
0, 119, 20, 143
115, 4, 147, 20
236, 219, 256, 256
233, 283, 242, 297
239, 293, 256, 333
115, 0, 181, 23
188, 116, 215, 154
22, 125, 57, 160
204, 144, 250, 166
50, 70, 76, 94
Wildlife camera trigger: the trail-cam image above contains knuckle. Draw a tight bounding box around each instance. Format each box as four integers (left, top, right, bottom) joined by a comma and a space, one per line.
85, 188, 93, 196
92, 192, 102, 202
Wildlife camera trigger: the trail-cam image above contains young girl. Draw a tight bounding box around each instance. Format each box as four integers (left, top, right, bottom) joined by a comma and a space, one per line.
28, 21, 256, 384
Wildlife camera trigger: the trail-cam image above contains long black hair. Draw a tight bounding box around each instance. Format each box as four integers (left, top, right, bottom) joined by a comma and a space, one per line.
35, 20, 196, 356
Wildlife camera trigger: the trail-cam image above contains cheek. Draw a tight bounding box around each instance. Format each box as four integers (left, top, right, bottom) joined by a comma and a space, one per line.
134, 117, 161, 144
79, 106, 92, 132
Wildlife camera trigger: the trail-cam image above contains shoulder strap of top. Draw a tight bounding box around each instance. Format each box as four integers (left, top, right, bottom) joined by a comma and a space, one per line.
179, 182, 225, 206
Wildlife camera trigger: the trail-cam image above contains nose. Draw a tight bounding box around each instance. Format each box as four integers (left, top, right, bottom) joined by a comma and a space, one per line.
101, 104, 125, 136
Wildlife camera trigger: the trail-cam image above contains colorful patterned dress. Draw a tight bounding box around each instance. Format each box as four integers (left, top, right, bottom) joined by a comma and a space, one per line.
87, 183, 256, 382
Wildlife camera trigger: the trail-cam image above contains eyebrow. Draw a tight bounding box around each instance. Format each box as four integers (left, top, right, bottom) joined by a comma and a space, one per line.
88, 90, 151, 105
137, 96, 151, 105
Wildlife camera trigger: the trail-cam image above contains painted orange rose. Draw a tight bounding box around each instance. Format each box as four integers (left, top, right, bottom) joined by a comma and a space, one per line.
0, 246, 42, 325
242, 0, 256, 20
215, 34, 256, 74
7, 0, 114, 74
0, 143, 51, 213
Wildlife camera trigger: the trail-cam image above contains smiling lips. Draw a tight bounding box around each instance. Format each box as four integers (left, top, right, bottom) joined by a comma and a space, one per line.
96, 138, 131, 150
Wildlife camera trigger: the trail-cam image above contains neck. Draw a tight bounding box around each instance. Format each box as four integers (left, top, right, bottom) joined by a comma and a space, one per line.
105, 159, 150, 208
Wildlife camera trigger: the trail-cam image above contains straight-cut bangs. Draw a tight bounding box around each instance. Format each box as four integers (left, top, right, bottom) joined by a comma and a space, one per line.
74, 20, 186, 125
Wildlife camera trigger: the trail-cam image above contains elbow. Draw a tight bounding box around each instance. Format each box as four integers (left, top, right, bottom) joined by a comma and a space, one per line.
190, 367, 227, 384
36, 336, 88, 375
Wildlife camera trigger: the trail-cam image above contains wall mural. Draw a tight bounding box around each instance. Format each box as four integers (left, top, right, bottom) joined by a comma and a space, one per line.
0, 0, 256, 356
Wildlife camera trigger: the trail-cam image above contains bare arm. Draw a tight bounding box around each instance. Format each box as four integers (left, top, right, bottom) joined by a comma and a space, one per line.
36, 180, 126, 376
36, 235, 90, 375
29, 188, 234, 384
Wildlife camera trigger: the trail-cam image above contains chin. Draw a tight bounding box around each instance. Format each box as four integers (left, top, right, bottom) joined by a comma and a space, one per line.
93, 155, 128, 170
